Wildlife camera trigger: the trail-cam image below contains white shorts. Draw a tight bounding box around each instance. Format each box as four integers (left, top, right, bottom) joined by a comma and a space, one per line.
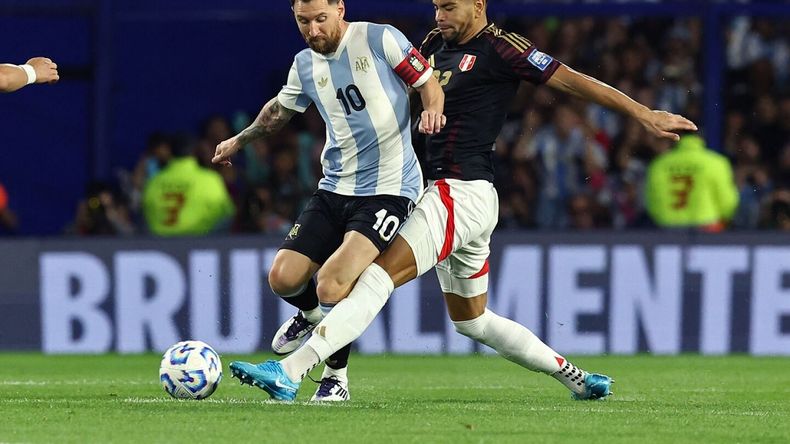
398, 179, 498, 297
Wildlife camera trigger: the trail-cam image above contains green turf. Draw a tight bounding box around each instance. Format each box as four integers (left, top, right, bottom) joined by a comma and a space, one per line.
0, 354, 788, 443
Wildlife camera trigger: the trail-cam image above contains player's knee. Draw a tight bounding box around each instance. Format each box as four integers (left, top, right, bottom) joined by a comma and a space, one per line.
315, 275, 349, 304
452, 310, 492, 341
268, 263, 306, 298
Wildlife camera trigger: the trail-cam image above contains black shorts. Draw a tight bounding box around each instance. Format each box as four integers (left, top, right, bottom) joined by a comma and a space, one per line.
281, 190, 414, 265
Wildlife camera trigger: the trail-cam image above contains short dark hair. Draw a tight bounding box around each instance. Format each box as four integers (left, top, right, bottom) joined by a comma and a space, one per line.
290, 0, 339, 7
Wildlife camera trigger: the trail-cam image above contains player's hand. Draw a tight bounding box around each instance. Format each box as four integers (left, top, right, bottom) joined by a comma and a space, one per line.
419, 110, 447, 135
212, 137, 242, 166
26, 57, 59, 84
640, 110, 698, 142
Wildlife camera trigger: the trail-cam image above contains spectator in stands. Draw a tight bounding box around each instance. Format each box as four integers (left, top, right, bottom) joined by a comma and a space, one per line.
237, 184, 291, 234
568, 193, 611, 230
731, 134, 773, 229
268, 143, 308, 224
69, 182, 135, 236
143, 135, 235, 236
645, 133, 739, 232
761, 192, 790, 231
244, 138, 273, 186
201, 115, 234, 149
131, 133, 174, 206
775, 142, 790, 189
0, 182, 18, 235
526, 103, 607, 228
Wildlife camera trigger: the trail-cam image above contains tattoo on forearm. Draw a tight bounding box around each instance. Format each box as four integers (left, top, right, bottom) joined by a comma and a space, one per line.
236, 99, 294, 145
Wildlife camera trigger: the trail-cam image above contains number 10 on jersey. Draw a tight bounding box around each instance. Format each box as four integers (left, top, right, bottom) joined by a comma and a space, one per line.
336, 84, 366, 115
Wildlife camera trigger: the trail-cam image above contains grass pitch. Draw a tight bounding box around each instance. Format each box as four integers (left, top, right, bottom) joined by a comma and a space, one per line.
0, 354, 787, 443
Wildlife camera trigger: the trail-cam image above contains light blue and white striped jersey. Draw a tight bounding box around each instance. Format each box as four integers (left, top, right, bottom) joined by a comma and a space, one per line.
277, 22, 433, 202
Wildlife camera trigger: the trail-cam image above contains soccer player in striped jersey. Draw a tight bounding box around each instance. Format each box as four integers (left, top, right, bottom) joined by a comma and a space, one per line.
213, 0, 445, 401
229, 0, 698, 402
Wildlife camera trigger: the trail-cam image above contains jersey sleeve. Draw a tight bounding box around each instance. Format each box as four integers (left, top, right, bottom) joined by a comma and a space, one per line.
492, 31, 561, 84
381, 25, 433, 88
277, 59, 312, 113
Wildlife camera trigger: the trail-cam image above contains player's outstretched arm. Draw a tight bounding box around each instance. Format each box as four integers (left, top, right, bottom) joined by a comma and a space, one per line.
212, 97, 296, 165
546, 64, 697, 141
0, 57, 59, 93
414, 75, 446, 135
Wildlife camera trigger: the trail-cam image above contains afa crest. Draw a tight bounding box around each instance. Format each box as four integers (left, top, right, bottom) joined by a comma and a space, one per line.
287, 224, 301, 240
409, 55, 426, 73
355, 56, 370, 73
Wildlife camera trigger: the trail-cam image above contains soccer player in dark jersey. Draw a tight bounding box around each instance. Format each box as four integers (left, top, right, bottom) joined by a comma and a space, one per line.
231, 0, 698, 401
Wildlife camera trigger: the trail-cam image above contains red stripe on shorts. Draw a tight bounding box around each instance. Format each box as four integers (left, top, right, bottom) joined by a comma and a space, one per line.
468, 259, 490, 279
437, 179, 455, 262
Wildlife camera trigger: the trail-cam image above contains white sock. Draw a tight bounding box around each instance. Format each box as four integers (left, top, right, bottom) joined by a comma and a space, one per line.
318, 302, 335, 317
302, 306, 323, 324
322, 364, 348, 383
453, 309, 585, 394
302, 263, 393, 362
551, 359, 588, 395
281, 344, 321, 382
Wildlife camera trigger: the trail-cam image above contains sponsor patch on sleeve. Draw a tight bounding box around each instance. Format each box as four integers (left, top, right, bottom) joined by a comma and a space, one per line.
527, 49, 554, 71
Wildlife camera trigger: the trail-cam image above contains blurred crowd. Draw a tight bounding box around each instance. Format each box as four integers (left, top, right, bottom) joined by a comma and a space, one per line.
26, 15, 786, 237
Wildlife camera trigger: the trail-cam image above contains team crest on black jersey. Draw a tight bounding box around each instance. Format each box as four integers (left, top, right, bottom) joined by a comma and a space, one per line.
459, 54, 477, 72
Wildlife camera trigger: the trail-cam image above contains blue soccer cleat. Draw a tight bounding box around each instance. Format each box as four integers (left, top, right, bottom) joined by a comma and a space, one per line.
229, 360, 300, 401
572, 373, 614, 400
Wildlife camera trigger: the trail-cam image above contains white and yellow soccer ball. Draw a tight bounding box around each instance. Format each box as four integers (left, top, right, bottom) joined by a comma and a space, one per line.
159, 340, 222, 400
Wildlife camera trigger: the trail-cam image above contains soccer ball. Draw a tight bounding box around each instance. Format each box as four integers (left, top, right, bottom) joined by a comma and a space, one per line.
159, 340, 222, 400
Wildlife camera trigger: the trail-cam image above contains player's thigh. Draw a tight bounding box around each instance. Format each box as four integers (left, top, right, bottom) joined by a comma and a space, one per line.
272, 191, 343, 292
318, 193, 413, 300
269, 249, 321, 295
374, 234, 419, 287
435, 235, 491, 300
317, 231, 381, 300
279, 190, 345, 264
443, 292, 488, 322
401, 179, 497, 278
434, 194, 496, 310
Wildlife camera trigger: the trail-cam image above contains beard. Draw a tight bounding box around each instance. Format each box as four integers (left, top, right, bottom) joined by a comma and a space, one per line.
305, 31, 341, 54
439, 27, 461, 44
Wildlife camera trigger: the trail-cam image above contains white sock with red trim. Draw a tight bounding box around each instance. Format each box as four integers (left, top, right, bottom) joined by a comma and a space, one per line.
551, 358, 588, 395
452, 309, 586, 395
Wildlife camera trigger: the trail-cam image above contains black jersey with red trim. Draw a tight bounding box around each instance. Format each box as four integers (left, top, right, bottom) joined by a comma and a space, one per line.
418, 23, 561, 182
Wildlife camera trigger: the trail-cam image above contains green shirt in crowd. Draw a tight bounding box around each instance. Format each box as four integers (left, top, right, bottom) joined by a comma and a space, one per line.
646, 135, 738, 228
143, 157, 235, 236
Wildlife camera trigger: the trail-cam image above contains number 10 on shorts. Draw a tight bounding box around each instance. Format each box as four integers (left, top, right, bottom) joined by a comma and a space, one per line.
373, 209, 400, 241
